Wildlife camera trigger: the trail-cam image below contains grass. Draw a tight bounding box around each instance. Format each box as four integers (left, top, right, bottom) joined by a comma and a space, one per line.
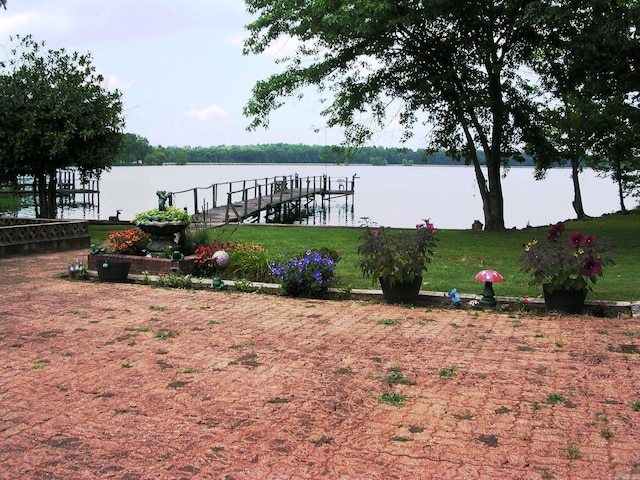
89, 211, 640, 301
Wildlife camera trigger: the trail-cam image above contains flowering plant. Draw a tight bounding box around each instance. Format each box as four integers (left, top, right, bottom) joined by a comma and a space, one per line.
357, 219, 438, 286
270, 250, 337, 297
519, 221, 614, 294
108, 228, 150, 255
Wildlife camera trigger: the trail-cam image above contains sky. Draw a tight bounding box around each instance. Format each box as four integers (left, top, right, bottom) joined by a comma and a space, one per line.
0, 0, 417, 149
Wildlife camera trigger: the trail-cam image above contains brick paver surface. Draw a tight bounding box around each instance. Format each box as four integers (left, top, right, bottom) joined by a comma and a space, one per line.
0, 250, 639, 479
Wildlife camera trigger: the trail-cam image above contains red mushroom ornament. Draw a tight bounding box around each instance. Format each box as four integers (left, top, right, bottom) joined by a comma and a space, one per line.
475, 269, 504, 308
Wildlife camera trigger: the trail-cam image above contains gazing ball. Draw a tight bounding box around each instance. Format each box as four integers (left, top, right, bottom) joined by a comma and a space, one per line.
212, 250, 230, 271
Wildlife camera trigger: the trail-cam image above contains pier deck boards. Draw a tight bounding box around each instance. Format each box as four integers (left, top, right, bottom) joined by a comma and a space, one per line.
177, 174, 355, 225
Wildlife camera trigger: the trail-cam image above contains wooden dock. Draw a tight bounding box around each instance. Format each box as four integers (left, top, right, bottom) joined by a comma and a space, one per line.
170, 174, 356, 225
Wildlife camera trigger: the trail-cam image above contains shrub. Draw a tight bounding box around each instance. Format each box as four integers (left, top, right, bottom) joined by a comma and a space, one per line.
227, 249, 272, 282
270, 250, 337, 297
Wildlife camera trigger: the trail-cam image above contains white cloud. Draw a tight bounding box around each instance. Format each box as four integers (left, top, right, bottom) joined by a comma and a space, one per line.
102, 74, 135, 90
185, 104, 228, 121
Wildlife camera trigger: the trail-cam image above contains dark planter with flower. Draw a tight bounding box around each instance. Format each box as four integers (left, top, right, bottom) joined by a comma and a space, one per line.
520, 222, 614, 314
358, 219, 437, 304
96, 258, 132, 282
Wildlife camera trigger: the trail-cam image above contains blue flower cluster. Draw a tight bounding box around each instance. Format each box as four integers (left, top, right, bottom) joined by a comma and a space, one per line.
270, 250, 336, 297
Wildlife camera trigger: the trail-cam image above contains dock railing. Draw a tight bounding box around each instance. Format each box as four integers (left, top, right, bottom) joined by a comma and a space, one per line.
170, 174, 355, 222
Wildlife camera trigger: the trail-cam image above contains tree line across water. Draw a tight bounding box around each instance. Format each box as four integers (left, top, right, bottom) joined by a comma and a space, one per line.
116, 134, 535, 167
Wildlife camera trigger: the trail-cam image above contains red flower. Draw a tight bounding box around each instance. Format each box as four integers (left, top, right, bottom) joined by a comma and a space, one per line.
583, 257, 602, 276
568, 231, 586, 248
583, 235, 596, 246
547, 222, 565, 240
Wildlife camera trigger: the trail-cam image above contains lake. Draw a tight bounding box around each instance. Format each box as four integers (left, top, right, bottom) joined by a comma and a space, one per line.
28, 164, 636, 230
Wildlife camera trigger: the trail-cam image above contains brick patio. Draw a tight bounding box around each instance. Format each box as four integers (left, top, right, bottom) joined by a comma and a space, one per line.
0, 250, 638, 479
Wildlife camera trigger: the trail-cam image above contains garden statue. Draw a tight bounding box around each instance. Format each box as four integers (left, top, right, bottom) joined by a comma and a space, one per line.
156, 190, 171, 211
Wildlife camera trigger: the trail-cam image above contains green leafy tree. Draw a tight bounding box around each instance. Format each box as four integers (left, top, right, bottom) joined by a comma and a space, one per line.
243, 0, 547, 230
0, 35, 124, 218
527, 0, 640, 217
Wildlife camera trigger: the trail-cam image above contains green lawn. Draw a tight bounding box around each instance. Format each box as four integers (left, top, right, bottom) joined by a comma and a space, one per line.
90, 212, 640, 302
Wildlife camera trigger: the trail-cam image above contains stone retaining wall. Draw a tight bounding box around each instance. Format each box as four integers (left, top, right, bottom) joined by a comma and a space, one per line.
0, 217, 89, 256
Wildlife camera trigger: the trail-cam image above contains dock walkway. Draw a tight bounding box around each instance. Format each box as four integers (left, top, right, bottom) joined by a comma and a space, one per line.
171, 174, 355, 224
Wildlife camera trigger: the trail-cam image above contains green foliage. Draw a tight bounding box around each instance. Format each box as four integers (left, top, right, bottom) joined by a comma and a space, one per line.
179, 222, 211, 255
227, 249, 272, 283
133, 206, 191, 224
0, 35, 124, 218
380, 392, 406, 407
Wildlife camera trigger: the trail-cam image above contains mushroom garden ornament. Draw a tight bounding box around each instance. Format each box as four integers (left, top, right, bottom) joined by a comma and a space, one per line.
475, 269, 504, 308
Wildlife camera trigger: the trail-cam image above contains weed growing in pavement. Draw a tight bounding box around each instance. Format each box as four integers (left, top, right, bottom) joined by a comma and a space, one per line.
149, 305, 166, 312
437, 365, 459, 377
600, 428, 614, 439
230, 341, 254, 349
623, 331, 636, 337
546, 393, 566, 404
33, 362, 46, 370
384, 366, 413, 385
555, 339, 565, 348
539, 468, 555, 480
391, 435, 412, 442
208, 319, 224, 325
155, 329, 177, 339
567, 443, 581, 459
380, 391, 406, 407
181, 368, 199, 374
532, 402, 541, 411
121, 363, 133, 368
377, 318, 402, 326
630, 402, 640, 411
136, 326, 151, 333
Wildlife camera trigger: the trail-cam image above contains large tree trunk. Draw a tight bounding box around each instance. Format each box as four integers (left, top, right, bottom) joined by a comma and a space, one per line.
570, 157, 588, 220
35, 171, 58, 218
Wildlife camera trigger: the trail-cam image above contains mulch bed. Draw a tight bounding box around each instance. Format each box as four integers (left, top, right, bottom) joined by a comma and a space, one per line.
0, 250, 639, 479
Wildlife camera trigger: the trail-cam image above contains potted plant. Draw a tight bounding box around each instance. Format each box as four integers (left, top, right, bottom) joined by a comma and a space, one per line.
519, 221, 614, 314
357, 219, 438, 303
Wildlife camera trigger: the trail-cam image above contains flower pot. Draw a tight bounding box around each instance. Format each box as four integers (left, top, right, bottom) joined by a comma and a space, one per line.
96, 259, 132, 282
138, 221, 188, 256
542, 285, 587, 314
379, 276, 422, 304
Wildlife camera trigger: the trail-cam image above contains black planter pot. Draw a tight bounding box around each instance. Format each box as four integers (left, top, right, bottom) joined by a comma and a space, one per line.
96, 259, 132, 282
379, 276, 422, 304
542, 285, 587, 314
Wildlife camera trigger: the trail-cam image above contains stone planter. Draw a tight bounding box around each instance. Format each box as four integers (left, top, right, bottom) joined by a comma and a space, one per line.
96, 259, 132, 282
542, 285, 587, 314
379, 276, 422, 304
137, 221, 188, 256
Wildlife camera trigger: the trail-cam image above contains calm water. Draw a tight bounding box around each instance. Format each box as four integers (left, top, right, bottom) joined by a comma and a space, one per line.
30, 164, 635, 230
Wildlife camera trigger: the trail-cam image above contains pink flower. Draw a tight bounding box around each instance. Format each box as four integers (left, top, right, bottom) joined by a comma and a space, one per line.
583, 235, 596, 246
547, 222, 565, 240
568, 231, 586, 248
373, 230, 380, 237
584, 257, 602, 276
